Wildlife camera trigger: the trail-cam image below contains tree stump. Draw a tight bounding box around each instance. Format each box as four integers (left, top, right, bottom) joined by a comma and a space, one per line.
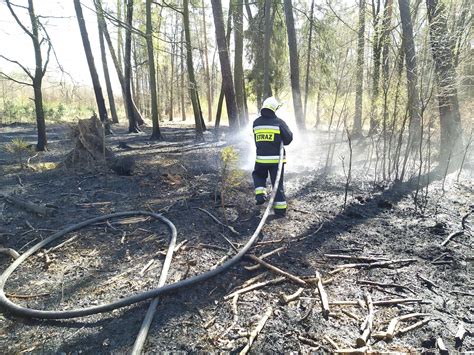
64, 115, 134, 175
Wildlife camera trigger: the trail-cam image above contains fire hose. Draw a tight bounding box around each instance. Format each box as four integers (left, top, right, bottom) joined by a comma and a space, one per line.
0, 143, 285, 352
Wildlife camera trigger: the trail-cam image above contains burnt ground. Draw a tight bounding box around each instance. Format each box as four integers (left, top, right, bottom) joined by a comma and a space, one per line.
0, 122, 472, 353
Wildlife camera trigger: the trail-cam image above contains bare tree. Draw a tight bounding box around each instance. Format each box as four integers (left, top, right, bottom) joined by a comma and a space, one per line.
283, 0, 305, 130
426, 0, 464, 169
262, 0, 275, 101
353, 0, 365, 137
146, 0, 162, 139
97, 22, 119, 124
94, 0, 144, 128
123, 0, 139, 132
233, 0, 247, 126
183, 0, 205, 139
211, 0, 239, 131
74, 0, 109, 127
303, 0, 315, 123
201, 0, 213, 123
398, 0, 421, 143
2, 0, 51, 151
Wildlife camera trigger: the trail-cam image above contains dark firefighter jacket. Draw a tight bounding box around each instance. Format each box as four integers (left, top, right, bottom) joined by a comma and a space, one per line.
253, 108, 293, 164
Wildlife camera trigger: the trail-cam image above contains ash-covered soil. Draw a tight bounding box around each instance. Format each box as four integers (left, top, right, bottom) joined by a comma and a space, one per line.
0, 122, 472, 353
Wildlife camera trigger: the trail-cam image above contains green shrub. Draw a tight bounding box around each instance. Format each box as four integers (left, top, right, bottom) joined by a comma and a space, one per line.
3, 138, 35, 168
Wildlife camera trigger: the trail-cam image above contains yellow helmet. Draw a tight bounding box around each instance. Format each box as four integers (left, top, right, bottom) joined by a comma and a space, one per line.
261, 97, 282, 112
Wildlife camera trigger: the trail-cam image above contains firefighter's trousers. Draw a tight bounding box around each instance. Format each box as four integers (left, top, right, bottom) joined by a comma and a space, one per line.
252, 163, 287, 211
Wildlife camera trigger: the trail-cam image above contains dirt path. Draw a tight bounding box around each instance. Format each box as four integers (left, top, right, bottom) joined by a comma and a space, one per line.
0, 123, 472, 353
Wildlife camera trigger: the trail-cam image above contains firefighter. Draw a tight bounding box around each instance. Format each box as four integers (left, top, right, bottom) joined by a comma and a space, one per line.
252, 97, 293, 216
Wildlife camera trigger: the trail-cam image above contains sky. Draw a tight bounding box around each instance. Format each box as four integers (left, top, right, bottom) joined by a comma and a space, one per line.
0, 0, 120, 90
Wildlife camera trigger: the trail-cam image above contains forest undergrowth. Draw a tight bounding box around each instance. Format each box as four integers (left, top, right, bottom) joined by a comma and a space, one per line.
0, 122, 472, 353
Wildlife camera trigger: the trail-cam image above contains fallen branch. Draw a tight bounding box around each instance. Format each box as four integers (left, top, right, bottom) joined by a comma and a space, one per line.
417, 274, 438, 289
219, 294, 240, 339
0, 247, 20, 260
336, 259, 417, 270
330, 298, 424, 308
247, 255, 307, 286
373, 298, 424, 306
383, 313, 430, 340
244, 246, 286, 271
239, 307, 272, 355
325, 254, 388, 262
316, 271, 330, 319
280, 287, 304, 304
455, 322, 467, 347
461, 212, 471, 230
356, 292, 374, 348
256, 238, 284, 246
323, 335, 339, 350
357, 280, 415, 294
440, 231, 464, 247
450, 290, 474, 297
139, 260, 155, 276
1, 194, 56, 216
341, 309, 361, 322
196, 207, 239, 235
397, 318, 434, 335
45, 235, 78, 253
224, 277, 285, 300
334, 347, 368, 354
242, 272, 268, 288
298, 335, 320, 349
436, 337, 448, 355
6, 292, 50, 299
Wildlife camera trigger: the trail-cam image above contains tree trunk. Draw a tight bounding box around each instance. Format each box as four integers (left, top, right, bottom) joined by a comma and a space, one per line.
117, 0, 123, 72
262, 0, 274, 101
74, 0, 109, 125
28, 0, 47, 150
315, 84, 321, 128
98, 27, 119, 124
146, 0, 161, 139
426, 0, 464, 169
95, 0, 144, 127
369, 0, 382, 135
353, 0, 365, 137
398, 0, 421, 143
201, 0, 213, 123
303, 0, 315, 123
381, 0, 393, 127
211, 0, 239, 131
124, 0, 139, 132
169, 15, 177, 123
233, 0, 246, 126
215, 3, 233, 131
283, 0, 305, 130
95, 6, 118, 125
183, 0, 204, 139
33, 81, 47, 151
180, 29, 186, 122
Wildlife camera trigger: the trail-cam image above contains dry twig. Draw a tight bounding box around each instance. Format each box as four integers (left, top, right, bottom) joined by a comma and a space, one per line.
356, 291, 374, 347
455, 322, 467, 347
239, 307, 273, 355
316, 271, 330, 319
0, 247, 20, 259
224, 277, 285, 300
244, 246, 286, 271
196, 207, 239, 235
280, 287, 304, 304
247, 255, 307, 286
436, 337, 448, 355
440, 231, 464, 246
336, 259, 417, 270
